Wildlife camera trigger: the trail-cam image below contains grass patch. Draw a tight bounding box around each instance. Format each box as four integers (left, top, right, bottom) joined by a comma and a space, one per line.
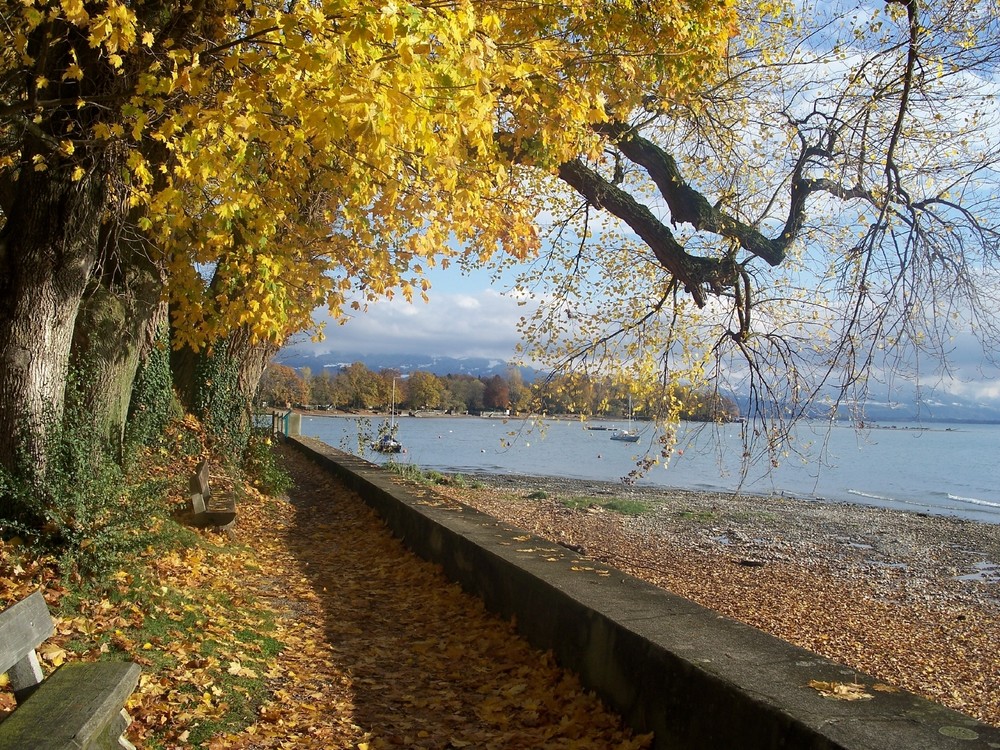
559, 496, 650, 516
602, 499, 650, 516
385, 461, 426, 482
677, 509, 719, 522
526, 490, 549, 500
45, 509, 286, 747
184, 672, 270, 746
384, 462, 468, 487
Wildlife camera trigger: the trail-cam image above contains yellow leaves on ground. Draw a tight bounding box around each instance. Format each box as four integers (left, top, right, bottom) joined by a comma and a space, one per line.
808, 680, 874, 701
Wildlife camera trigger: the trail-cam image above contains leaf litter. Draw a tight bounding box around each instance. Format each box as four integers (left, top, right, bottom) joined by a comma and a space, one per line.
209, 447, 651, 749
0, 441, 650, 748
436, 475, 1000, 728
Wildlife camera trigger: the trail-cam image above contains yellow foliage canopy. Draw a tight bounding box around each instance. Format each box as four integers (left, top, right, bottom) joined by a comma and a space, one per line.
2, 0, 736, 349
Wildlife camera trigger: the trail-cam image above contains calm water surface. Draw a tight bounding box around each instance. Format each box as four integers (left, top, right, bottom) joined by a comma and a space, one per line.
299, 415, 1000, 524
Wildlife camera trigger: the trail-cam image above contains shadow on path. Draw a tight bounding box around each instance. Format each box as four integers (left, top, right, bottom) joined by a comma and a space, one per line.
229, 446, 648, 749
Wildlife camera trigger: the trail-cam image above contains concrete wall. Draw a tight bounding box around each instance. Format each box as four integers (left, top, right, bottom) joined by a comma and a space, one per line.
289, 436, 1000, 750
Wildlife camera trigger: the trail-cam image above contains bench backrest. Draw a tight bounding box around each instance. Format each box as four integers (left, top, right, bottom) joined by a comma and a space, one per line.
189, 459, 211, 501
0, 590, 53, 675
0, 590, 55, 702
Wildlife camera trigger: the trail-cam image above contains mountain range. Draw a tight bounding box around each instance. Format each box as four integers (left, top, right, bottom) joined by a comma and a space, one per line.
275, 350, 535, 381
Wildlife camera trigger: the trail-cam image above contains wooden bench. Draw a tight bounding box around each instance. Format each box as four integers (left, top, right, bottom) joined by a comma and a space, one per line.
0, 591, 141, 750
189, 459, 237, 529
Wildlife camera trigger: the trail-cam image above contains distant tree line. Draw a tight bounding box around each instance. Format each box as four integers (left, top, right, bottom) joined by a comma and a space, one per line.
258, 361, 740, 423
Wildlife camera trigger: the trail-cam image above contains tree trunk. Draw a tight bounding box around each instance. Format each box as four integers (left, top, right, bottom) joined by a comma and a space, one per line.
171, 263, 279, 461
0, 162, 107, 474
172, 325, 278, 461
70, 232, 167, 457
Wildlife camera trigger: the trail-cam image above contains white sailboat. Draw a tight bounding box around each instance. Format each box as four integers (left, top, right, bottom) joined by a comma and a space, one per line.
610, 394, 640, 443
372, 378, 403, 453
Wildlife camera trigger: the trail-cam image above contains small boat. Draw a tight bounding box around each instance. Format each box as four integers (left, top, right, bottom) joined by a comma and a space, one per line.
372, 434, 403, 453
372, 378, 403, 453
610, 394, 641, 443
610, 429, 640, 443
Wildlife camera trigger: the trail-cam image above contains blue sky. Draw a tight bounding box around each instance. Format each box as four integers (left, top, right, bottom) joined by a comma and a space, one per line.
283, 262, 533, 361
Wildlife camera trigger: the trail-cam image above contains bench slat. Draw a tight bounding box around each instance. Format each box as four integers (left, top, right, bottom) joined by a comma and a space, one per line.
0, 662, 141, 750
0, 591, 54, 677
189, 459, 211, 501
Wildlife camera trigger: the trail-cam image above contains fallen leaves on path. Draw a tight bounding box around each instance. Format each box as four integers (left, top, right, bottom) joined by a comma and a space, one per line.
207, 447, 650, 749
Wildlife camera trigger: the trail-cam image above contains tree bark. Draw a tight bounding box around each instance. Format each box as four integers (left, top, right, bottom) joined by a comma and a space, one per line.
0, 160, 107, 473
70, 230, 167, 457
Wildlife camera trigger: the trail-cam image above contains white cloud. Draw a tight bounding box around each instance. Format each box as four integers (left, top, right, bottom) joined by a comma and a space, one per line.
286, 286, 533, 361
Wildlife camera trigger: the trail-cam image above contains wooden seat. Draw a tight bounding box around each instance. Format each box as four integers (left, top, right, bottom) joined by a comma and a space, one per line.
189, 459, 237, 528
0, 591, 140, 750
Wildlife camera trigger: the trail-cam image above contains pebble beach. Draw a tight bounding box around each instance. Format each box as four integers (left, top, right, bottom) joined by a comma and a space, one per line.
433, 473, 1000, 727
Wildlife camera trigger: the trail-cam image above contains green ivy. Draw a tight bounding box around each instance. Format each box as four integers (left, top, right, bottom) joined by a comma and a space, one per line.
126, 322, 180, 449
243, 431, 292, 496
194, 339, 250, 463
0, 368, 167, 580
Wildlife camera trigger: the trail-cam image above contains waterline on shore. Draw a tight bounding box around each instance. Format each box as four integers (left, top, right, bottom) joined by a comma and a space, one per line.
299, 414, 1000, 524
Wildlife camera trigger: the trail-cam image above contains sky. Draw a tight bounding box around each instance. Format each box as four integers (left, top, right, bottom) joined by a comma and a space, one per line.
281, 263, 534, 362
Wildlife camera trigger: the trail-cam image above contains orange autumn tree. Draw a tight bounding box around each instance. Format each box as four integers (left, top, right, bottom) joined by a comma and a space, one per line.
0, 1, 735, 479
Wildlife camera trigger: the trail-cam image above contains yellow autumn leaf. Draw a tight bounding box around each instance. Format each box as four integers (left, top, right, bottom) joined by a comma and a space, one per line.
60, 0, 89, 25
808, 680, 873, 701
39, 643, 66, 666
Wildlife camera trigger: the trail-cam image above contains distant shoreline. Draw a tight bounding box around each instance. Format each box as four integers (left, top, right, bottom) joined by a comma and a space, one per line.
278, 407, 980, 430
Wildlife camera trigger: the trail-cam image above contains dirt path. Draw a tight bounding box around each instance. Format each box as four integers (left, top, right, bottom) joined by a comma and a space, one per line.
218, 448, 649, 749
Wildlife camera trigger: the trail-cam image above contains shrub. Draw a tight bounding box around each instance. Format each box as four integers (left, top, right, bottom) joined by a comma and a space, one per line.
0, 386, 166, 580
243, 432, 292, 496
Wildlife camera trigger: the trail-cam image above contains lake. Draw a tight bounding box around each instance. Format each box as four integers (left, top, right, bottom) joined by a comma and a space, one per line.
298, 414, 1000, 524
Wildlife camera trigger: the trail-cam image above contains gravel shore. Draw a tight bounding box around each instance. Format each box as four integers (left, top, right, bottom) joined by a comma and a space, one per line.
432, 473, 1000, 727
